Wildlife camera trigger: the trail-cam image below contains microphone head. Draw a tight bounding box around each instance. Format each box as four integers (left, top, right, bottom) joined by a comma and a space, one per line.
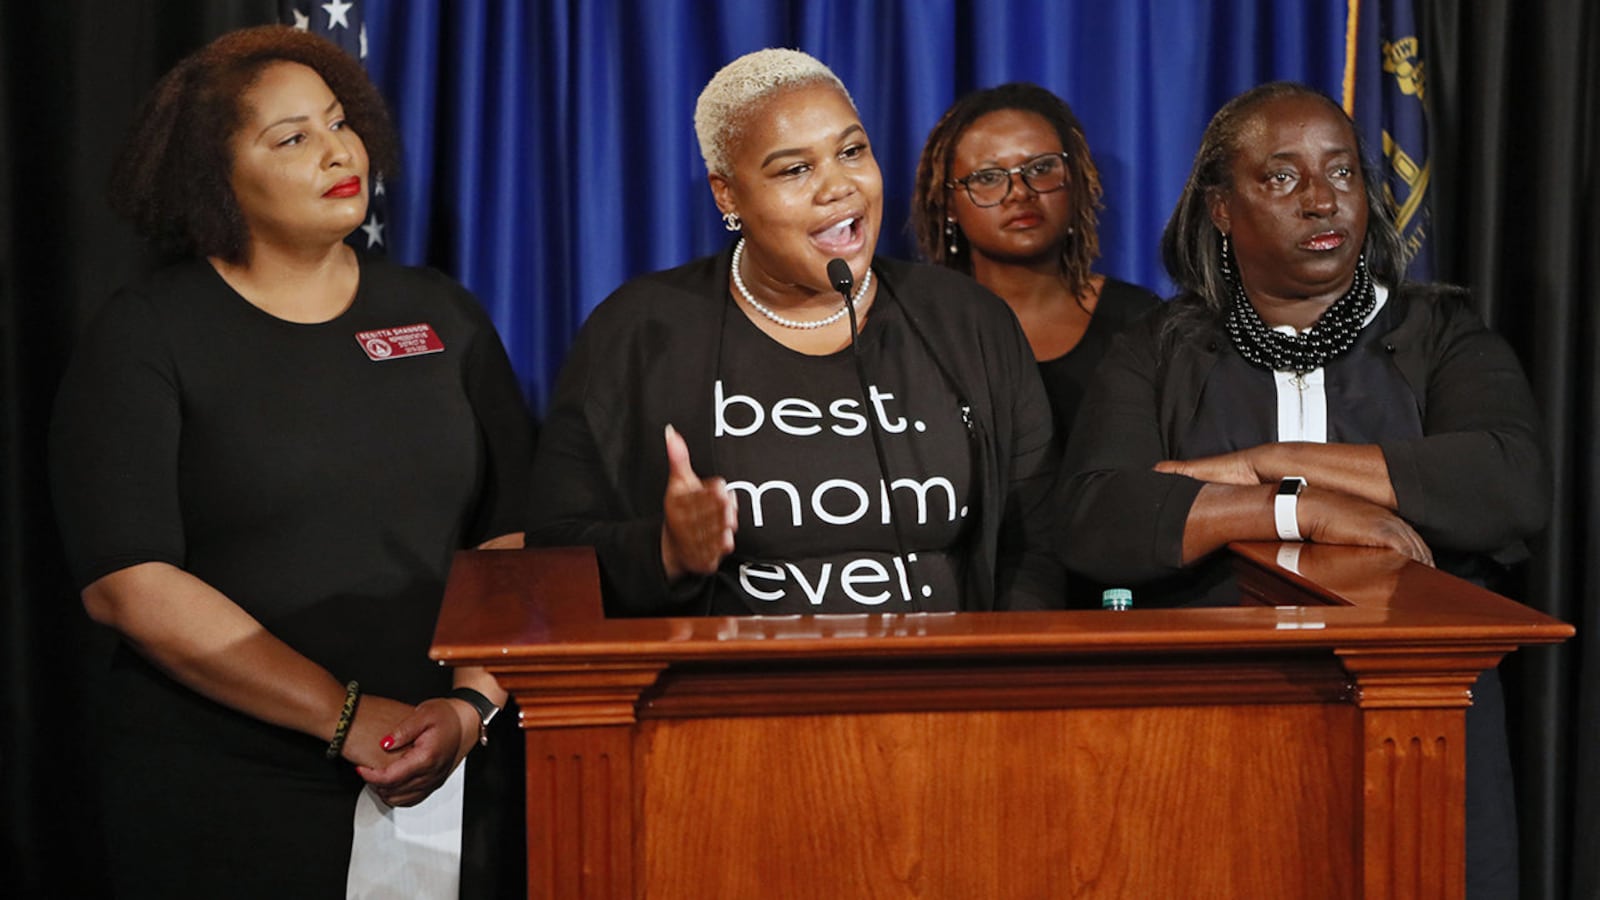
827, 258, 854, 300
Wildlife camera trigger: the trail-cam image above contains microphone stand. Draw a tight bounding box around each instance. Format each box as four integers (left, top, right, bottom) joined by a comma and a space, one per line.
828, 258, 923, 613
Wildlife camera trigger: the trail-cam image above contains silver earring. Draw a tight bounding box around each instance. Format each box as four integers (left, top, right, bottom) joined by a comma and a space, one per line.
722, 211, 742, 232
1219, 232, 1233, 277
945, 218, 959, 256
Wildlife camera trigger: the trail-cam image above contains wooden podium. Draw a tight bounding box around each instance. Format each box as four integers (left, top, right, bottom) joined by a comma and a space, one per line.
431, 543, 1571, 900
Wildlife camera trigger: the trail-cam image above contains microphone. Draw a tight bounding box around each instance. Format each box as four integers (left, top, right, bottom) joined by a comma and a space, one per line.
827, 258, 855, 306
824, 257, 923, 613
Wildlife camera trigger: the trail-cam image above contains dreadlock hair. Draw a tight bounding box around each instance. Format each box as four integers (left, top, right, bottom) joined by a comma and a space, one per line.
109, 25, 400, 264
1160, 81, 1408, 325
911, 82, 1103, 298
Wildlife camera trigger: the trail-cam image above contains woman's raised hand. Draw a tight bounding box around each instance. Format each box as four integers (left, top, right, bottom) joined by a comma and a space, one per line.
660, 425, 738, 580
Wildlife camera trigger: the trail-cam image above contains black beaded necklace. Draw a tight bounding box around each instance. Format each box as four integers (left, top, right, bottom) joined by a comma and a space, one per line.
1222, 247, 1377, 375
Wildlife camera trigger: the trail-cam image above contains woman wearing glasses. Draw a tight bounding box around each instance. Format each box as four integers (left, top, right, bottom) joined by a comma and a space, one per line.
528, 50, 1063, 614
913, 83, 1160, 453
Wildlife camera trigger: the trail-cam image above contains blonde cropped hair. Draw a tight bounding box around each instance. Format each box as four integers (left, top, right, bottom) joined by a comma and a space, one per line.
694, 48, 852, 177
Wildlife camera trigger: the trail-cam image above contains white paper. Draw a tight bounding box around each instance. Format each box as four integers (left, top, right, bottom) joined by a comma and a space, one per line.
346, 761, 466, 899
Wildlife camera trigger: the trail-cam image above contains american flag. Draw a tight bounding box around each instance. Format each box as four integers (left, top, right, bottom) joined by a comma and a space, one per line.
280, 0, 387, 256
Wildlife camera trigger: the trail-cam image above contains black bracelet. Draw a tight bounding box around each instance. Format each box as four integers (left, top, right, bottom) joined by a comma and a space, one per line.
325, 680, 361, 760
448, 687, 495, 721
448, 687, 500, 747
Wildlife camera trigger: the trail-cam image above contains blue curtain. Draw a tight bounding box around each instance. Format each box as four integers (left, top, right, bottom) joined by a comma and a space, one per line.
364, 0, 1348, 412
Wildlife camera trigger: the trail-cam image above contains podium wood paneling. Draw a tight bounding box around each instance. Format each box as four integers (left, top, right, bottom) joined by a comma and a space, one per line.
432, 543, 1571, 900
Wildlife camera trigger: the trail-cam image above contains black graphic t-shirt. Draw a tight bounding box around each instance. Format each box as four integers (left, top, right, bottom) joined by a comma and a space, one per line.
709, 293, 974, 613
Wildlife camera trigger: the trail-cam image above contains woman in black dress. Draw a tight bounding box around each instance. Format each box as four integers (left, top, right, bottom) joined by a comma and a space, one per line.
912, 82, 1160, 451
49, 26, 532, 898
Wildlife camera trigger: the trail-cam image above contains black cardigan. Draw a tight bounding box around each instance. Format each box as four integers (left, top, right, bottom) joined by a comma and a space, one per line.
527, 247, 1064, 614
1060, 283, 1549, 585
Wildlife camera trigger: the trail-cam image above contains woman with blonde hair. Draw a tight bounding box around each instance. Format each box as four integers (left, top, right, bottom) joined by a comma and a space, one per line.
529, 49, 1064, 614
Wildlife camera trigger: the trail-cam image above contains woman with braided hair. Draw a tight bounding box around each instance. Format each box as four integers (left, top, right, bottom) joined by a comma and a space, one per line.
912, 82, 1159, 454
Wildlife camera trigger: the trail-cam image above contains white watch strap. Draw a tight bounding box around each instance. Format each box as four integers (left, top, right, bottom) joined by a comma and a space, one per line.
1274, 478, 1305, 541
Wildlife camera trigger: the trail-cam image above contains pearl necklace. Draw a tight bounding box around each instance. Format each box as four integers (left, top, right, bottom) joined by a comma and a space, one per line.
730, 237, 870, 330
1223, 252, 1377, 375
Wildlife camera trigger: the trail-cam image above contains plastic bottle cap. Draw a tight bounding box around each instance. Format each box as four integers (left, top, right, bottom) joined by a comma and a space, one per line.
1102, 588, 1133, 611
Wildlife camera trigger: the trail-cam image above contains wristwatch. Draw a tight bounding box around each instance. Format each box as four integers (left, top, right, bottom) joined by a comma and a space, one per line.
1274, 477, 1308, 541
449, 687, 501, 747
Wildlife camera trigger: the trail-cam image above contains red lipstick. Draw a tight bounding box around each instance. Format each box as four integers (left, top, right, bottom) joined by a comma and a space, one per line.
323, 177, 361, 199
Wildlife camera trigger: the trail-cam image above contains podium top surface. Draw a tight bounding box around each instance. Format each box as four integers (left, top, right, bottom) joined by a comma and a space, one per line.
430, 543, 1572, 668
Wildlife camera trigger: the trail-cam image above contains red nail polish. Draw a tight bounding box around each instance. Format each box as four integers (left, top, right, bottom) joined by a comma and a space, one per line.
380, 735, 394, 750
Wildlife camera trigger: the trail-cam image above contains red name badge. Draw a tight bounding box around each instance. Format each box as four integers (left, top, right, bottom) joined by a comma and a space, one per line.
355, 323, 445, 361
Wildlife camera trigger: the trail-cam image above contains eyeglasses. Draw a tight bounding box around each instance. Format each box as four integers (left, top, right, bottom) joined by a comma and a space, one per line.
946, 152, 1070, 207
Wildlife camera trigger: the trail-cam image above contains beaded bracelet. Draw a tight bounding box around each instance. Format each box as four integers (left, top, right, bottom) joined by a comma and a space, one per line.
325, 680, 361, 760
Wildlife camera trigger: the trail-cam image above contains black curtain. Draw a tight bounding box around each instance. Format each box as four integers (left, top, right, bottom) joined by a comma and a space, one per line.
0, 3, 273, 897
1423, 1, 1600, 898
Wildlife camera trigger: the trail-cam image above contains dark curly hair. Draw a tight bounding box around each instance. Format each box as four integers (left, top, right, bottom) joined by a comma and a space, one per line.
1160, 81, 1408, 320
109, 25, 400, 264
912, 82, 1103, 298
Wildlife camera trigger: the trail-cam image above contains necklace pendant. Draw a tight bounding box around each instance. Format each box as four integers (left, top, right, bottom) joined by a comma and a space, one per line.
1292, 372, 1308, 391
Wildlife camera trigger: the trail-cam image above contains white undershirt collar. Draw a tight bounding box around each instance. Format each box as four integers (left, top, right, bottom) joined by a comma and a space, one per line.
1271, 283, 1390, 442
